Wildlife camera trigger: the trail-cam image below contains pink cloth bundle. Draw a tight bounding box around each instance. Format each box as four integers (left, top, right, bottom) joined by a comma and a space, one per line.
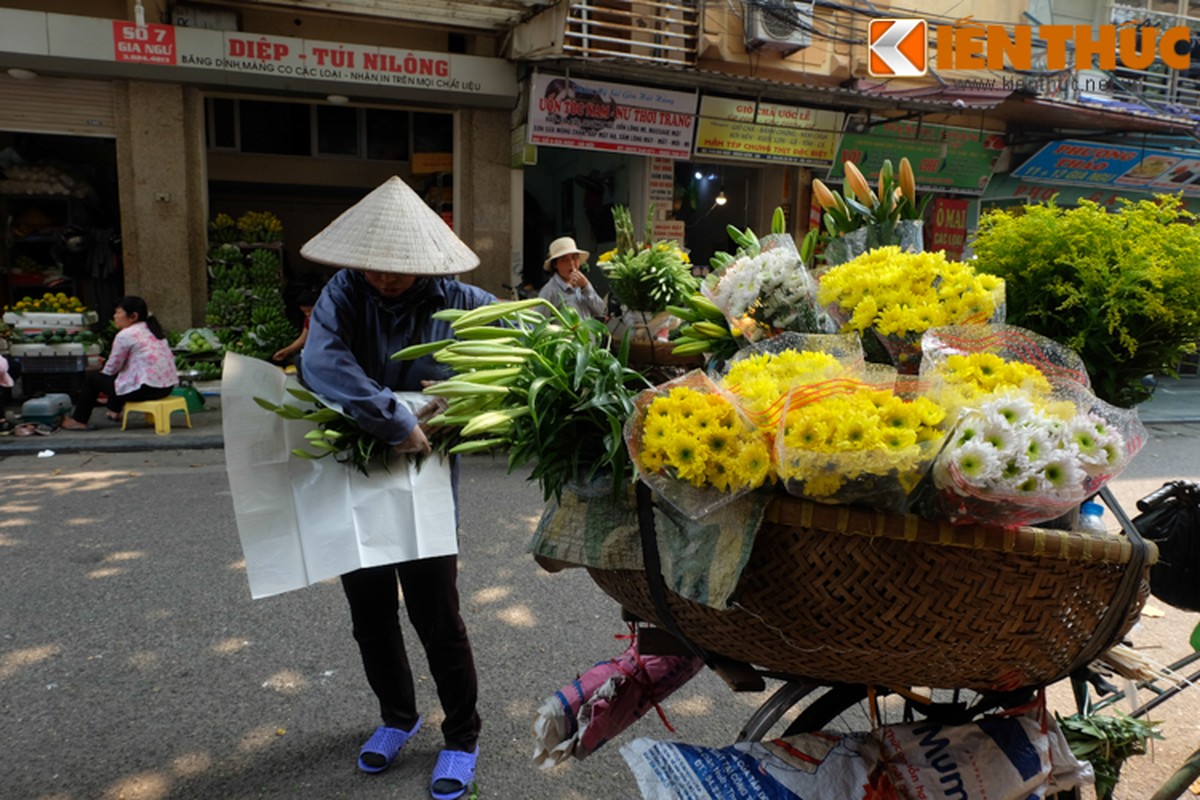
533, 642, 704, 768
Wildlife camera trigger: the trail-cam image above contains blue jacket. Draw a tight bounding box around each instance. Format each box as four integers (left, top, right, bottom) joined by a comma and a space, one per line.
302, 269, 496, 447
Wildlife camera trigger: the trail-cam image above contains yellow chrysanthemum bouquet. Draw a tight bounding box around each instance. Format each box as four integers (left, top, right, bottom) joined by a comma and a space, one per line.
717, 332, 951, 512
817, 247, 1006, 374
625, 371, 772, 517
921, 325, 1145, 527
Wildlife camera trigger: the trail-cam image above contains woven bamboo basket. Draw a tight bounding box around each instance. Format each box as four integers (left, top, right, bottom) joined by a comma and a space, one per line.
587, 495, 1156, 691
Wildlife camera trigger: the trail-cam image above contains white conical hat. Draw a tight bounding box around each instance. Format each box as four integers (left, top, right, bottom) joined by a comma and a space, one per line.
300, 176, 479, 275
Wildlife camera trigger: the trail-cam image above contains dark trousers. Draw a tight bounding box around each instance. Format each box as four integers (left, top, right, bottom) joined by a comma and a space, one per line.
340, 555, 480, 751
70, 371, 172, 424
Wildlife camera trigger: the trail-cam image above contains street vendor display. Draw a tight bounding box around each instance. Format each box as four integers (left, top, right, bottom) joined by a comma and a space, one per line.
227, 170, 1178, 799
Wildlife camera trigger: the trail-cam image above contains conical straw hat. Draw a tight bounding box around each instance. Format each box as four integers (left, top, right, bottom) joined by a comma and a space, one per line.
300, 176, 479, 275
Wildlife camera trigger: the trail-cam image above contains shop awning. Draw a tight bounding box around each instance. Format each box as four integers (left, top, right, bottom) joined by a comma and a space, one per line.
200, 0, 554, 33
990, 94, 1200, 136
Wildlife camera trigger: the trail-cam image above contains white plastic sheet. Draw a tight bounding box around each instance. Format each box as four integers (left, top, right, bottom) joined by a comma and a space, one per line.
221, 352, 457, 599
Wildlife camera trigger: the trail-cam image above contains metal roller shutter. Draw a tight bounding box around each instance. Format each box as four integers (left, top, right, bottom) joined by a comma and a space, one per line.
0, 74, 115, 137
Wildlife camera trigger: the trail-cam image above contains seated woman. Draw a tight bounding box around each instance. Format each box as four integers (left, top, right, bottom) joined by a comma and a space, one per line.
538, 236, 607, 319
60, 295, 178, 431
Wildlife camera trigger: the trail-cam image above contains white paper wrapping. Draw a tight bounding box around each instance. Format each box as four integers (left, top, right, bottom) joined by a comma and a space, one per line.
221, 352, 457, 599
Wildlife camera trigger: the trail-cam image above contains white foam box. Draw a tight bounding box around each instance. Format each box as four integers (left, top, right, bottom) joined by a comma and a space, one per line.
3, 311, 98, 328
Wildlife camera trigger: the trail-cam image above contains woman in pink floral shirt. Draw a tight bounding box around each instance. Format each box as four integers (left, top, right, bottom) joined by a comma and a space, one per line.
61, 295, 178, 430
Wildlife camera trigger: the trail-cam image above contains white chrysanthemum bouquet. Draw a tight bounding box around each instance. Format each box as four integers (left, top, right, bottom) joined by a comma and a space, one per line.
923, 326, 1145, 527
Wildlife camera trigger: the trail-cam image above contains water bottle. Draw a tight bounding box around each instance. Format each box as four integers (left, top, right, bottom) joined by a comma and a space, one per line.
1078, 500, 1107, 533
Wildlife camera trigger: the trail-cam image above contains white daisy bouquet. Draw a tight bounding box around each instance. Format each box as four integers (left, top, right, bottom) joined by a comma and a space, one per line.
923, 326, 1145, 527
625, 370, 773, 519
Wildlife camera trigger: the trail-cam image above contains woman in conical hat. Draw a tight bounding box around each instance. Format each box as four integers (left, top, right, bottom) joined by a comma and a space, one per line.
538, 235, 606, 319
299, 176, 490, 799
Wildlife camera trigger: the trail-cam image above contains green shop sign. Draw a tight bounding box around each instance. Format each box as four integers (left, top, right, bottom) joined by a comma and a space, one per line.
830, 120, 1004, 194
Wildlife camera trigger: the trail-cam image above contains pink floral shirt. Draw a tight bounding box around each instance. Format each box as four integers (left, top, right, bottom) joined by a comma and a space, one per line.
103, 321, 178, 396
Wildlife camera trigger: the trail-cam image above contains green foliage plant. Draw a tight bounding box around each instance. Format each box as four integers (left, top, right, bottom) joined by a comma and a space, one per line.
599, 205, 699, 313
970, 195, 1200, 407
1057, 710, 1162, 799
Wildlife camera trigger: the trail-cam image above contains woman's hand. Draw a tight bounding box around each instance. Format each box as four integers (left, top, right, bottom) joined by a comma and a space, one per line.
567, 269, 589, 289
393, 424, 431, 456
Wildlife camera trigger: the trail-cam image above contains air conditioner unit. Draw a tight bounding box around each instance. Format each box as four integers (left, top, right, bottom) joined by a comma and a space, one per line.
745, 0, 814, 53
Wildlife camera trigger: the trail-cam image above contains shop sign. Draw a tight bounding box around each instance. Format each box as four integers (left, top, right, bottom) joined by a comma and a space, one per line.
0, 9, 516, 101
527, 73, 696, 159
981, 172, 1200, 214
112, 21, 176, 65
649, 157, 675, 205
928, 197, 969, 259
1011, 139, 1200, 196
694, 96, 841, 164
830, 120, 1002, 193
651, 219, 686, 243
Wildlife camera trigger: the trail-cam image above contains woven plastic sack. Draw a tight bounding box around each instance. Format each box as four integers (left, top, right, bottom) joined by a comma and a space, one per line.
1134, 481, 1200, 612
625, 370, 771, 519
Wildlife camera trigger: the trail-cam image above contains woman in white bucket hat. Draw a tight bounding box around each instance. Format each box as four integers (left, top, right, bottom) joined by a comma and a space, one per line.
299, 176, 491, 799
537, 235, 607, 319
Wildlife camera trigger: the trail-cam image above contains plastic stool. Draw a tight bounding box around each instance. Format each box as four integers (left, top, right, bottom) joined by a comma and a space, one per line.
121, 395, 191, 435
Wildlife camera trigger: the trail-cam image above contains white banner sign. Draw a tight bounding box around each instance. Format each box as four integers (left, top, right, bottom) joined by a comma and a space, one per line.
0, 9, 516, 101
528, 73, 697, 158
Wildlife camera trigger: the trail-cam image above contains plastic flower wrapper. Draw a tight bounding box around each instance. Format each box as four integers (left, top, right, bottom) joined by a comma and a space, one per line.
719, 332, 865, 427
624, 370, 772, 519
701, 233, 831, 343
774, 364, 949, 512
932, 384, 1145, 527
921, 324, 1093, 412
817, 247, 1006, 373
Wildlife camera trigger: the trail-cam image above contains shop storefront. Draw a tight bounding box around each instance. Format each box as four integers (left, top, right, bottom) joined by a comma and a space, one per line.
0, 74, 122, 316
518, 71, 843, 288
0, 7, 518, 330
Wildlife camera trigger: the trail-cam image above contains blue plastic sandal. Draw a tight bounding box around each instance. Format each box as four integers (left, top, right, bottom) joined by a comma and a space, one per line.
430, 746, 478, 800
357, 717, 422, 773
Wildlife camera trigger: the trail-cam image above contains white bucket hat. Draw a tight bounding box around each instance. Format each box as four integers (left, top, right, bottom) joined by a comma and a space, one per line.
300, 176, 480, 275
543, 236, 589, 272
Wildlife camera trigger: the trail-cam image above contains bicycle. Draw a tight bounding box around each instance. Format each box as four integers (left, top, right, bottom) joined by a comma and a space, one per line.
590, 480, 1199, 799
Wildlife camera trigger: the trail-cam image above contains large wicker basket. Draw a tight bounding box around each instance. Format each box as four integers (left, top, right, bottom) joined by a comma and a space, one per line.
587, 495, 1156, 691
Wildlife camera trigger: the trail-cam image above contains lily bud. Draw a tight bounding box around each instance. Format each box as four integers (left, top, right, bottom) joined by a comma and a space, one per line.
899, 157, 916, 205
811, 179, 840, 211
843, 160, 876, 207
877, 159, 894, 203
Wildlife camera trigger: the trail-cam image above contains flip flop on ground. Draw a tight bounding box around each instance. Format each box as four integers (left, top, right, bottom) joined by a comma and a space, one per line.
357, 717, 421, 774
430, 746, 478, 800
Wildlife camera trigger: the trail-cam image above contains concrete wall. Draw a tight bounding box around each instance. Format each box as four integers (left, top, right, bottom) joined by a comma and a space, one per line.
455, 107, 515, 298
114, 81, 208, 332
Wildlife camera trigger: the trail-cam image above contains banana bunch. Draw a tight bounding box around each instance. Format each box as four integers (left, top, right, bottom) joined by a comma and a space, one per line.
247, 248, 282, 289
205, 287, 250, 329
665, 294, 737, 361
208, 244, 247, 289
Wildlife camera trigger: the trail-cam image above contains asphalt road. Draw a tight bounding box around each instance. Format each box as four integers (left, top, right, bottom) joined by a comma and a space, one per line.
1, 425, 1198, 800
